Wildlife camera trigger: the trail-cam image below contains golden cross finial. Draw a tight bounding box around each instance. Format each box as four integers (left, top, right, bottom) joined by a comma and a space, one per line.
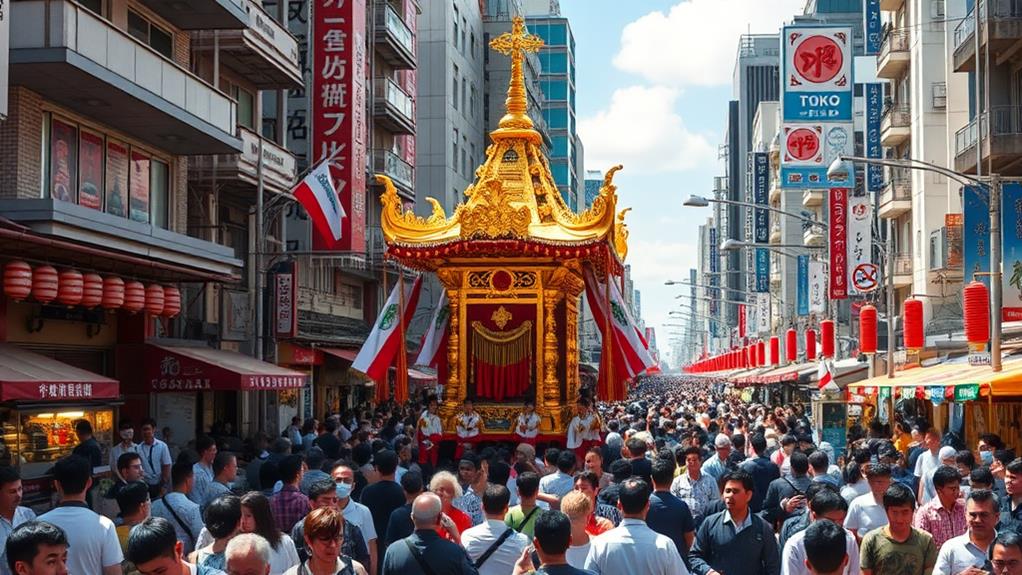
489, 16, 544, 130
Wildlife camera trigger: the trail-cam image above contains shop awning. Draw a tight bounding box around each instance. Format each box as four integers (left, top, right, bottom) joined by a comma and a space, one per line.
0, 343, 119, 401
845, 358, 1022, 400
407, 367, 436, 382
756, 365, 804, 384
146, 343, 307, 392
320, 348, 358, 362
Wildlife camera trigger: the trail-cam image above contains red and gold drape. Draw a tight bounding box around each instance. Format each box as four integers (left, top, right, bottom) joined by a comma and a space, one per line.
471, 320, 532, 401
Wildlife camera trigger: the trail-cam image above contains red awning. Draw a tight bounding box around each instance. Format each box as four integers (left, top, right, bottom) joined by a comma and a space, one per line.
146, 344, 307, 392
320, 348, 358, 362
0, 344, 119, 401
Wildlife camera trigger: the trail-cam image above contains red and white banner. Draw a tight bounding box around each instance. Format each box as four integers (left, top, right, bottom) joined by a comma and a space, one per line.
312, 0, 366, 252
415, 291, 449, 367
829, 187, 849, 299
292, 160, 345, 244
352, 276, 422, 383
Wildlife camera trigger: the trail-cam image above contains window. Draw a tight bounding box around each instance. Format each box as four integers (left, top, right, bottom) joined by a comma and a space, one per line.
541, 80, 567, 100
461, 18, 467, 54
544, 107, 568, 129
539, 51, 568, 74
453, 128, 459, 166
221, 80, 256, 130
471, 31, 476, 59
453, 5, 459, 48
462, 77, 467, 117
462, 135, 467, 175
535, 23, 567, 46
127, 10, 173, 59
79, 0, 102, 17
551, 135, 568, 158
551, 162, 569, 186
452, 65, 459, 109
470, 84, 476, 118
151, 159, 169, 229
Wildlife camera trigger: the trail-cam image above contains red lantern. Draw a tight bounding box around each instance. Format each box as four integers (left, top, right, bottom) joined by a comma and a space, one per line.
749, 343, 757, 367
57, 269, 83, 307
81, 273, 103, 308
963, 281, 990, 346
145, 284, 165, 316
757, 341, 766, 367
786, 328, 797, 363
102, 276, 125, 310
860, 305, 878, 355
805, 329, 817, 361
163, 286, 181, 318
770, 336, 780, 366
904, 298, 924, 350
32, 265, 58, 304
3, 260, 32, 301
123, 281, 145, 314
821, 319, 835, 358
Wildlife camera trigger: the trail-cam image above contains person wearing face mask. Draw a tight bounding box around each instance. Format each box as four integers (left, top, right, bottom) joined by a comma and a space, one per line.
110, 420, 138, 483
331, 463, 377, 575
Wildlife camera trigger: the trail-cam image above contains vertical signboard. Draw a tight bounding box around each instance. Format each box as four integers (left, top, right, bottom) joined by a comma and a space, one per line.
963, 185, 990, 287
709, 227, 719, 325
946, 213, 964, 269
864, 0, 882, 55
780, 26, 854, 189
847, 194, 873, 294
753, 152, 769, 243
312, 0, 367, 252
274, 260, 298, 338
0, 0, 7, 119
809, 260, 826, 313
756, 292, 770, 334
755, 248, 770, 292
797, 255, 809, 316
1001, 183, 1022, 321
829, 188, 849, 299
865, 83, 884, 192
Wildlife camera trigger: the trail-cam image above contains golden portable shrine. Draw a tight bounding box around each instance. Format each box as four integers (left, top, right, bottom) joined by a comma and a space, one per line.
376, 18, 632, 438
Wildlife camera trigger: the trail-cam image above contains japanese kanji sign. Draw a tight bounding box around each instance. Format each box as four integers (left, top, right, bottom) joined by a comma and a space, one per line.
829, 188, 848, 300
1001, 183, 1022, 321
865, 83, 884, 192
752, 152, 769, 244
963, 185, 990, 288
864, 0, 882, 55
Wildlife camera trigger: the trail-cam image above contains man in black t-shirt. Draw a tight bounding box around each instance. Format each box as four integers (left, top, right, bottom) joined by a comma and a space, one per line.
360, 450, 406, 575
513, 510, 595, 575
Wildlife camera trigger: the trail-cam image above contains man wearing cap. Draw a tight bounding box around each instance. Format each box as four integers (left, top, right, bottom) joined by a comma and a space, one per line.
702, 435, 732, 483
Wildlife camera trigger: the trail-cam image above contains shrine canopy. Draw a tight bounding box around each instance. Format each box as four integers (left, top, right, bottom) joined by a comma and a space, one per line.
376, 17, 629, 277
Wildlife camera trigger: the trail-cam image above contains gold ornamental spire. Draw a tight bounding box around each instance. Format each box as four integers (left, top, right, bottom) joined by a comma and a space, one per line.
489, 16, 544, 130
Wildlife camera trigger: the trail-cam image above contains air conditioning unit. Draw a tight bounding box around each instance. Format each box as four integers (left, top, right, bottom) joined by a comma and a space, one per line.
932, 82, 947, 110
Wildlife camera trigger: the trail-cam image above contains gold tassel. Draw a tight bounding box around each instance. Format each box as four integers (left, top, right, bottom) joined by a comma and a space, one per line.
471, 320, 533, 366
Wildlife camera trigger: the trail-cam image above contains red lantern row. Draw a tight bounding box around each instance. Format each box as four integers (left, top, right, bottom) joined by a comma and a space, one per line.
2, 260, 180, 317
904, 298, 924, 350
963, 281, 990, 347
685, 323, 843, 373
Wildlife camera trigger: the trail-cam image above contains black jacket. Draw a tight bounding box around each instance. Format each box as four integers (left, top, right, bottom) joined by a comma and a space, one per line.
688, 510, 780, 575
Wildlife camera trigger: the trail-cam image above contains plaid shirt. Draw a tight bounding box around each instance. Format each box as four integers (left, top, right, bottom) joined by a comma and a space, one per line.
913, 497, 966, 550
270, 485, 309, 533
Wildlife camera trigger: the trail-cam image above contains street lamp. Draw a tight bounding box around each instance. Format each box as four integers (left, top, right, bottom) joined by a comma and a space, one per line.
665, 279, 783, 302
828, 155, 1003, 373
719, 239, 826, 252
683, 194, 826, 228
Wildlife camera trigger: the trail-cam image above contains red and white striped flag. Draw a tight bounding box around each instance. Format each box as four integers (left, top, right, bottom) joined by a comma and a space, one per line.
818, 359, 838, 391
352, 276, 422, 383
414, 292, 449, 367
291, 160, 346, 244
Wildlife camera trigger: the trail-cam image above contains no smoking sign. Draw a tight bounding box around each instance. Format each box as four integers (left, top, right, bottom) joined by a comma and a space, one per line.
852, 263, 880, 293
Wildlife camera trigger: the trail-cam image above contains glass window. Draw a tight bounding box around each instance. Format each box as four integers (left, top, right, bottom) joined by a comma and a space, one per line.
544, 107, 568, 129
79, 0, 102, 16
539, 51, 567, 74
237, 89, 255, 130
551, 135, 568, 158
14, 408, 114, 479
551, 162, 569, 186
151, 159, 169, 229
541, 80, 567, 100
127, 10, 174, 59
452, 65, 459, 109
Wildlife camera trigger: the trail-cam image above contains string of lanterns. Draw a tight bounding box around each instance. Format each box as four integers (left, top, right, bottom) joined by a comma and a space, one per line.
3, 260, 180, 317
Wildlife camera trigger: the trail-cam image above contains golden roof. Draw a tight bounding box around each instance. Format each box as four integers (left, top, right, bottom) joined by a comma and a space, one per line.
376, 17, 629, 260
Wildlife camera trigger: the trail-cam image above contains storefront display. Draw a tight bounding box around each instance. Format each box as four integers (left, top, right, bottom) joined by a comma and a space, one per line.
1, 408, 114, 479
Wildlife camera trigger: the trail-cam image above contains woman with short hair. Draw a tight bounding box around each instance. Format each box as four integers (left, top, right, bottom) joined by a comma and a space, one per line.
283, 507, 368, 575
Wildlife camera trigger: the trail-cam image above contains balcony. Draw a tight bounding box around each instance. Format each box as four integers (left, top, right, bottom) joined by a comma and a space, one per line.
803, 224, 825, 247
953, 0, 1022, 72
10, 0, 240, 155
193, 0, 302, 90
877, 29, 910, 79
880, 0, 903, 10
373, 78, 415, 135
137, 0, 247, 30
893, 254, 913, 287
374, 3, 416, 70
954, 107, 1022, 174
802, 189, 824, 208
879, 168, 912, 219
372, 149, 414, 201
880, 104, 911, 147
769, 221, 782, 244
190, 127, 297, 196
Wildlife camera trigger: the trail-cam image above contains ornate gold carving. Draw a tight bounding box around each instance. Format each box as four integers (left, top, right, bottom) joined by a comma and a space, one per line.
542, 290, 561, 408
445, 289, 461, 405
489, 17, 544, 131
491, 306, 513, 329
377, 175, 457, 244
459, 178, 532, 240
615, 207, 631, 261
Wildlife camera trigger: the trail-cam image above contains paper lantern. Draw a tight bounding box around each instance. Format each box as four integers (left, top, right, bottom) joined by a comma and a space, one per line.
3, 261, 32, 301
56, 269, 83, 307
144, 284, 165, 316
32, 265, 58, 304
770, 336, 780, 366
805, 329, 817, 361
904, 298, 924, 350
786, 328, 797, 363
859, 305, 878, 355
81, 274, 103, 308
821, 319, 835, 358
162, 286, 181, 318
102, 276, 125, 310
963, 281, 990, 346
123, 281, 145, 314
757, 340, 766, 367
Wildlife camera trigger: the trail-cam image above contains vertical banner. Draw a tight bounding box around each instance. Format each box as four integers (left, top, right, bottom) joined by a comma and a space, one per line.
829, 188, 849, 299
753, 152, 769, 243
865, 83, 884, 193
809, 260, 826, 313
755, 248, 770, 292
756, 293, 771, 334
274, 260, 299, 338
1001, 183, 1022, 321
79, 130, 104, 210
105, 140, 129, 218
946, 213, 964, 269
864, 0, 882, 55
709, 227, 719, 325
797, 255, 809, 316
312, 0, 367, 252
738, 304, 746, 339
963, 185, 991, 287
744, 304, 757, 338
847, 194, 873, 294
129, 151, 150, 224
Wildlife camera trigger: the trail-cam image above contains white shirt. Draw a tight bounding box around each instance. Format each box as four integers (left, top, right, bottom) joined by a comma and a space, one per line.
840, 480, 870, 504
268, 534, 301, 574
0, 506, 36, 575
933, 532, 992, 575
566, 541, 591, 569
139, 438, 173, 486
456, 412, 481, 439
461, 518, 530, 575
109, 441, 138, 480
844, 493, 888, 538
781, 524, 860, 575
283, 558, 368, 575
583, 518, 689, 575
915, 450, 941, 482
417, 412, 442, 441
566, 414, 593, 449
340, 499, 377, 541
539, 471, 574, 500
515, 413, 540, 439
39, 503, 123, 575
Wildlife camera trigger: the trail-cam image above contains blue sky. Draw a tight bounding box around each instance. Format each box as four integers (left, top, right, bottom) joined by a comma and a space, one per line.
560, 0, 805, 365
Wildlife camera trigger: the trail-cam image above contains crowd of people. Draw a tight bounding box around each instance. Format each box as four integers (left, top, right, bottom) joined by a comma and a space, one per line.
1, 375, 1021, 574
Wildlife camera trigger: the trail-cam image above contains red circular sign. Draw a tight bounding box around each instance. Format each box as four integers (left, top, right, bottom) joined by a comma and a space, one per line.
786, 128, 819, 161
794, 35, 843, 84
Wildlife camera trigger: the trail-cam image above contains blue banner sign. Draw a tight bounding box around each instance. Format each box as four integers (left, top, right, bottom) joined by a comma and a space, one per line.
756, 248, 770, 293
797, 254, 809, 316
865, 83, 884, 192
753, 152, 769, 243
963, 185, 990, 287
864, 0, 882, 55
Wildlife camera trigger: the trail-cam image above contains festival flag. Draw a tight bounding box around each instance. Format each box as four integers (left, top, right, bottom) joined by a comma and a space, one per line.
415, 292, 449, 367
818, 359, 838, 391
352, 275, 422, 383
291, 159, 346, 244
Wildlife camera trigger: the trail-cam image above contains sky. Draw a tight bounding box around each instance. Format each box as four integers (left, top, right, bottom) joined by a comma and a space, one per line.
559, 0, 806, 366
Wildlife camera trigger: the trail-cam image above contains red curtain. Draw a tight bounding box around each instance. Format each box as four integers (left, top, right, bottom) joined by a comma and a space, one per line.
474, 357, 530, 401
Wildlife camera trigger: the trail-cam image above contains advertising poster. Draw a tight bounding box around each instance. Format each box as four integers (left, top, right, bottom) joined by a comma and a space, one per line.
829, 188, 849, 299
797, 254, 809, 316
79, 130, 104, 210
49, 119, 78, 203
130, 151, 150, 223
105, 140, 129, 217
1001, 183, 1022, 321
963, 185, 990, 287
847, 194, 873, 294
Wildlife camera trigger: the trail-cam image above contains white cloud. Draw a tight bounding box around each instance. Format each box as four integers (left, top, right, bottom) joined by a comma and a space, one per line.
626, 239, 699, 285
577, 85, 715, 173
613, 0, 805, 88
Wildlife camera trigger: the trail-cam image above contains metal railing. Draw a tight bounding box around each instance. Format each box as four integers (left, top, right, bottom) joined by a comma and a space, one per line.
955, 0, 1022, 49
879, 29, 910, 57
881, 170, 912, 203
881, 104, 911, 129
372, 149, 413, 191
955, 105, 1022, 156
894, 254, 913, 275
373, 78, 414, 121
375, 3, 414, 56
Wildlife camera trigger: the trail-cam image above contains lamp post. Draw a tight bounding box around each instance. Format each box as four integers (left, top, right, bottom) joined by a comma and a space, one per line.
828, 155, 1003, 373
684, 194, 826, 229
